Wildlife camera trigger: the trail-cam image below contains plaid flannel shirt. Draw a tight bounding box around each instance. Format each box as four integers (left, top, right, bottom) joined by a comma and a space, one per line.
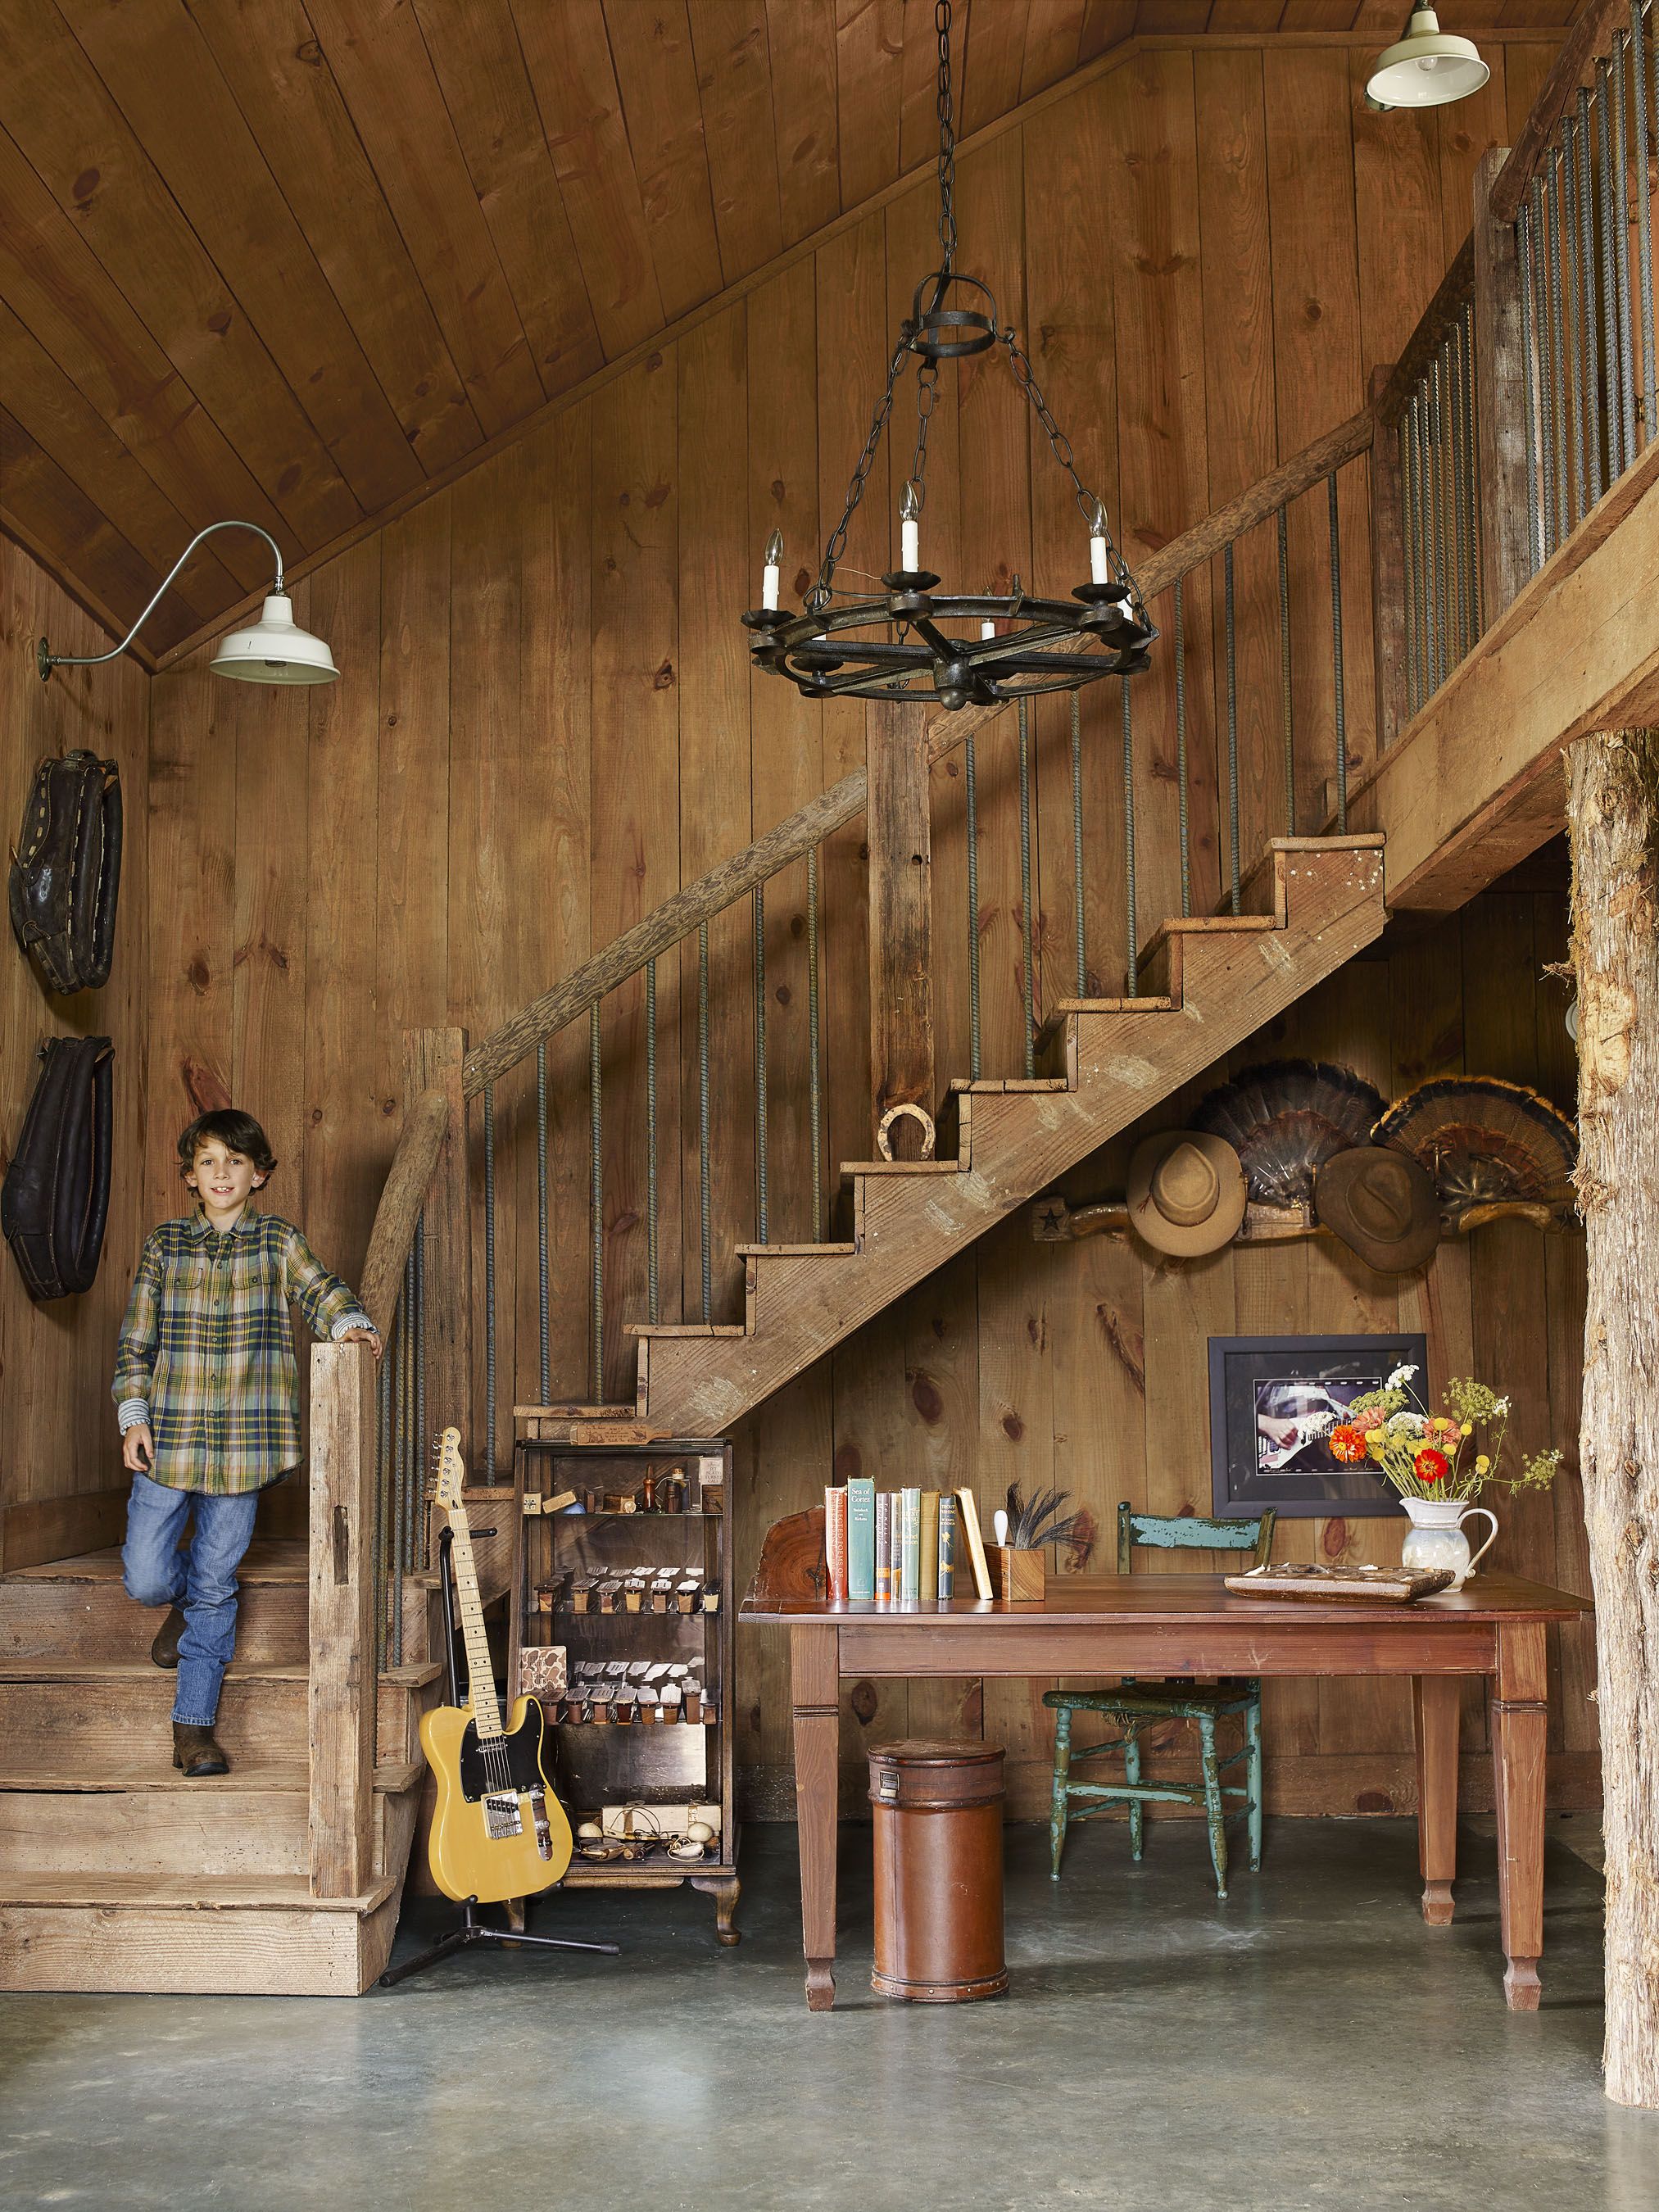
111, 1208, 370, 1495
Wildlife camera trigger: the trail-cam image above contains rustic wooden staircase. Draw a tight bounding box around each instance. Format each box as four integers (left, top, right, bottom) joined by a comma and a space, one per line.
0, 1540, 437, 1994
606, 836, 1386, 1438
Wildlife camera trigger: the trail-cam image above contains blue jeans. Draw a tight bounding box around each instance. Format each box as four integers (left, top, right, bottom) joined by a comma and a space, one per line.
122, 1473, 260, 1727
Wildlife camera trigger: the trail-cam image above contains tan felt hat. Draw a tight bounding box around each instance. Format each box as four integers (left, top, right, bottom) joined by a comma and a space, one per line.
1125, 1131, 1248, 1256
1315, 1145, 1441, 1273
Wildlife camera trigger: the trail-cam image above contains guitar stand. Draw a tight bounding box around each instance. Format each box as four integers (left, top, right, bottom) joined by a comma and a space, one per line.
379, 1528, 621, 1989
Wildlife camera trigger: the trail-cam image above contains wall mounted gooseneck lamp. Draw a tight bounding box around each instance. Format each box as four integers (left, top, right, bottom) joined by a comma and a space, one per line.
743, 0, 1153, 709
38, 519, 338, 686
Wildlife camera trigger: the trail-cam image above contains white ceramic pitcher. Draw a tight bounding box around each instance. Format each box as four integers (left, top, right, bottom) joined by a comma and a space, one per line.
1399, 1495, 1498, 1591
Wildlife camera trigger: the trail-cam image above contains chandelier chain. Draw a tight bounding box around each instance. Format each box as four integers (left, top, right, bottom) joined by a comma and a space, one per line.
935, 0, 957, 272
811, 329, 913, 610
1002, 326, 1130, 599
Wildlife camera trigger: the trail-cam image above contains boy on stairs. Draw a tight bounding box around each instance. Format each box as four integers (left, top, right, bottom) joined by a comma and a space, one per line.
112, 1109, 381, 1778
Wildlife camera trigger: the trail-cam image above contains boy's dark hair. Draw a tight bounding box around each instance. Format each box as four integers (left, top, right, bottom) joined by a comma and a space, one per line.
176, 1108, 278, 1180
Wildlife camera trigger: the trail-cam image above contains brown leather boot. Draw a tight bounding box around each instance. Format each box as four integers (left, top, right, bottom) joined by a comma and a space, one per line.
172, 1721, 229, 1778
151, 1605, 186, 1669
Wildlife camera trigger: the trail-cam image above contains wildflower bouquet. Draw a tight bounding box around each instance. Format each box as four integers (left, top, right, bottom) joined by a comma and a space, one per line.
1318, 1367, 1562, 1504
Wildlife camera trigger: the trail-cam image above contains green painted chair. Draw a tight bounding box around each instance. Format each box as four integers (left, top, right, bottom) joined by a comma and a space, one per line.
1044, 1503, 1277, 1899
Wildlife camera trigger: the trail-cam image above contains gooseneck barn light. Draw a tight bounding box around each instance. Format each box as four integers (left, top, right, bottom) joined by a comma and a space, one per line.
742, 0, 1153, 709
1366, 9, 1490, 111
38, 519, 338, 687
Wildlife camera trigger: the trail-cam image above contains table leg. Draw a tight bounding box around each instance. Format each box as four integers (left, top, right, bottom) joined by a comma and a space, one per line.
1412, 1675, 1461, 1925
791, 1624, 840, 2012
1491, 1621, 1548, 2011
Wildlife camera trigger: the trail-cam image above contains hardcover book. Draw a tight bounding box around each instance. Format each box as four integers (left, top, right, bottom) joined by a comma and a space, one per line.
918, 1490, 941, 1602
875, 1492, 894, 1604
824, 1485, 850, 1603
937, 1494, 957, 1600
955, 1487, 993, 1600
847, 1477, 876, 1602
899, 1488, 922, 1605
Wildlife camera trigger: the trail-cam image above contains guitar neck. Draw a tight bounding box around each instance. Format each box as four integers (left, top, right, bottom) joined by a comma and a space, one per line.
445, 1507, 503, 1740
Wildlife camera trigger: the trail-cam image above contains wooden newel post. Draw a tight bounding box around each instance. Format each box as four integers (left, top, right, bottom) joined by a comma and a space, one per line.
867, 698, 935, 1158
1472, 145, 1532, 624
309, 1339, 378, 1897
1566, 726, 1659, 2108
404, 1027, 473, 1473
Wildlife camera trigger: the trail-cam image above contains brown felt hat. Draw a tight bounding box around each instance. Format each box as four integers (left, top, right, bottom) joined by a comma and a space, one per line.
1125, 1131, 1248, 1257
1315, 1145, 1441, 1272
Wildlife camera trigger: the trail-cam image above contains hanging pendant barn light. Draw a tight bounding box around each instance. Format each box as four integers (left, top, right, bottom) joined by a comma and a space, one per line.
743, 0, 1153, 709
1366, 9, 1489, 111
39, 520, 338, 687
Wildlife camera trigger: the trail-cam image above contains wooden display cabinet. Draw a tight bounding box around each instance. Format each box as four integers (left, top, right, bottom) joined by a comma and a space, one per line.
510, 1437, 740, 1945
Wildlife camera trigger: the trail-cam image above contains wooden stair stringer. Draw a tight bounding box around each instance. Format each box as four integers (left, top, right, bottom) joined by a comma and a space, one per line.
640, 840, 1385, 1435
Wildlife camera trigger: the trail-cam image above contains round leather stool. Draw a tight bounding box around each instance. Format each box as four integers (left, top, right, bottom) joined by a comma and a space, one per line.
868, 1739, 1008, 2001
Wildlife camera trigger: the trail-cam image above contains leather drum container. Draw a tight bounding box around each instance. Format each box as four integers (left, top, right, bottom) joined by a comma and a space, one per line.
868, 1739, 1008, 2002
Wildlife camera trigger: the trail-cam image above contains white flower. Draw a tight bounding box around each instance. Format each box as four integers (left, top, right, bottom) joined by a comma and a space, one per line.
1387, 1411, 1427, 1436
1492, 1395, 1511, 1416
1387, 1364, 1419, 1389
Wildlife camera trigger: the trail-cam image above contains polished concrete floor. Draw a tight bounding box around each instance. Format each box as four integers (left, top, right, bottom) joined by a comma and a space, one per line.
1, 1817, 1653, 2212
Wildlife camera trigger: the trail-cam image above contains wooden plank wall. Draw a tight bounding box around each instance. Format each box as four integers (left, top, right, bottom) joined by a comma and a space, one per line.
136, 40, 1592, 1809
0, 536, 150, 1569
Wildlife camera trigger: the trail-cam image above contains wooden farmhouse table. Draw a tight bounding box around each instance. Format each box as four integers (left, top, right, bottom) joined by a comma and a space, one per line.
741, 1541, 1589, 2015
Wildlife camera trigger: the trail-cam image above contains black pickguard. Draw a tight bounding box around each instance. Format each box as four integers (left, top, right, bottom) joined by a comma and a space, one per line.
457, 1707, 546, 1803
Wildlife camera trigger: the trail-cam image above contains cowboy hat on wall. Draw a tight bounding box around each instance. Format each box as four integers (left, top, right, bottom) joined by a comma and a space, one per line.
1125, 1131, 1248, 1258
1314, 1146, 1441, 1273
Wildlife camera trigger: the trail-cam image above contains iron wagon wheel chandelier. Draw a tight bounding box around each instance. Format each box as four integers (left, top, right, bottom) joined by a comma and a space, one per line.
744, 0, 1154, 709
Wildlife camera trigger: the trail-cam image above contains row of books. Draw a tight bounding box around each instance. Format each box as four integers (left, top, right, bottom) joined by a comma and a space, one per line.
823, 1481, 995, 1605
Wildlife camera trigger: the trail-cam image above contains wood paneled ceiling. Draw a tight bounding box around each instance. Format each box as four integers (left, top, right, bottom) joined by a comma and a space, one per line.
0, 0, 1579, 667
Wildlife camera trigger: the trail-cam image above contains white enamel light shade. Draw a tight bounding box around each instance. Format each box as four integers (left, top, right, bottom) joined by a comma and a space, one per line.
209, 593, 339, 685
1367, 10, 1489, 109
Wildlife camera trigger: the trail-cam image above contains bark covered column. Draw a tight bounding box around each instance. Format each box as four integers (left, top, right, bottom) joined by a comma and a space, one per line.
1566, 727, 1659, 2109
867, 697, 935, 1158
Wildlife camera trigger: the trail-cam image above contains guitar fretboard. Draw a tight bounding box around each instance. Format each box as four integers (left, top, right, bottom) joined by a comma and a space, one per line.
446, 1506, 503, 1741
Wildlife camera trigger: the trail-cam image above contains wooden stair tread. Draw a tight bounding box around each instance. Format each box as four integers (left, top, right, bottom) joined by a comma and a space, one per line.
512, 1402, 639, 1420
624, 1322, 746, 1339
0, 1658, 309, 1682
0, 1870, 398, 1914
839, 1158, 963, 1178
1269, 832, 1385, 850
733, 1241, 857, 1257
947, 1077, 1069, 1093
2, 1539, 307, 1586
1047, 995, 1177, 1016
379, 1661, 442, 1689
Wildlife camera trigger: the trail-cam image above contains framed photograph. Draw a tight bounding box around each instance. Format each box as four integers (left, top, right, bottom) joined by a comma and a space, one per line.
1208, 1334, 1427, 1519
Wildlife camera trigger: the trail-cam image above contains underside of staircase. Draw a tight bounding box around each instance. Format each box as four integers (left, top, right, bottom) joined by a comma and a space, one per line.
535, 834, 1387, 1444
0, 1540, 438, 1996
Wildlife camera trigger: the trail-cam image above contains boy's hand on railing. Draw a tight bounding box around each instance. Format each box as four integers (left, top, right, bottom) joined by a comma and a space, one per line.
122, 1423, 155, 1474
338, 1326, 383, 1364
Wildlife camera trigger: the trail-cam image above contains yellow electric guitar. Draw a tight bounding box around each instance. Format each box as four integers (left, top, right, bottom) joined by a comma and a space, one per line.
420, 1428, 573, 1903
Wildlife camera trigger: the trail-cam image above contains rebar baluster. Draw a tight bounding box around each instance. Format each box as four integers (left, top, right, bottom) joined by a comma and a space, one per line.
964, 732, 982, 1080
1548, 157, 1571, 545
1598, 60, 1626, 482
1070, 687, 1086, 996
413, 1217, 427, 1557
1415, 383, 1435, 684
1122, 678, 1140, 995
1276, 509, 1294, 829
589, 1003, 603, 1404
374, 1338, 392, 1670
1530, 179, 1556, 560
1614, 38, 1639, 469
1530, 201, 1557, 570
1577, 88, 1604, 506
698, 920, 713, 1321
805, 847, 823, 1235
482, 1080, 496, 1475
753, 885, 768, 1245
1562, 116, 1588, 532
535, 1040, 551, 1402
1429, 355, 1446, 691
1399, 412, 1419, 716
1328, 472, 1349, 832
1175, 576, 1192, 912
1631, 0, 1657, 442
1017, 697, 1036, 1077
395, 1251, 414, 1666
1443, 335, 1467, 654
645, 962, 659, 1324
1462, 303, 1483, 641
1454, 319, 1475, 648
1224, 542, 1240, 914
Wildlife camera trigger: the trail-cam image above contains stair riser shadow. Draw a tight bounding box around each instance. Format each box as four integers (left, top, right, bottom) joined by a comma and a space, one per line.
0, 1582, 308, 1668
0, 1676, 309, 1772
0, 1786, 311, 1879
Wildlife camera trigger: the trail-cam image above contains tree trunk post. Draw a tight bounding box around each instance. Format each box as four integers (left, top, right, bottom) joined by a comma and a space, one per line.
867, 698, 935, 1158
1566, 726, 1659, 2108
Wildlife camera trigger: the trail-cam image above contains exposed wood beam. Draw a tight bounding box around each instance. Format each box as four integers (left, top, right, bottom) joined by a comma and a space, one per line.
1349, 434, 1659, 908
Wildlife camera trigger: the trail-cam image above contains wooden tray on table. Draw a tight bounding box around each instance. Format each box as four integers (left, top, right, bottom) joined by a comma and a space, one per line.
1226, 1562, 1457, 1602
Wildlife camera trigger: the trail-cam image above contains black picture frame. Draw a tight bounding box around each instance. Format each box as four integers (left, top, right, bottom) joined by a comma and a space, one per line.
1207, 1333, 1428, 1519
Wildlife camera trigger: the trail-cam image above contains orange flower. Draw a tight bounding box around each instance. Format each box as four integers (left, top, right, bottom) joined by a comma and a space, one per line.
1414, 1446, 1451, 1485
1330, 1423, 1368, 1466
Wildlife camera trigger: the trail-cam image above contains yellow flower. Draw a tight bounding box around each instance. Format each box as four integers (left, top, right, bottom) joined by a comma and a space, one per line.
1459, 1422, 1473, 1437
1475, 1454, 1490, 1475
1365, 1429, 1385, 1445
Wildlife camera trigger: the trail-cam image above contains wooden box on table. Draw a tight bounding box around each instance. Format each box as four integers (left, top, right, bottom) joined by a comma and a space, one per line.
510, 1431, 740, 1945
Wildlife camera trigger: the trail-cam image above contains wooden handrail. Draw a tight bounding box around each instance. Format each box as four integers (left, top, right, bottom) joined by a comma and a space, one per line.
359, 1086, 450, 1335
461, 411, 1375, 1098
1489, 0, 1619, 226
1376, 238, 1475, 426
